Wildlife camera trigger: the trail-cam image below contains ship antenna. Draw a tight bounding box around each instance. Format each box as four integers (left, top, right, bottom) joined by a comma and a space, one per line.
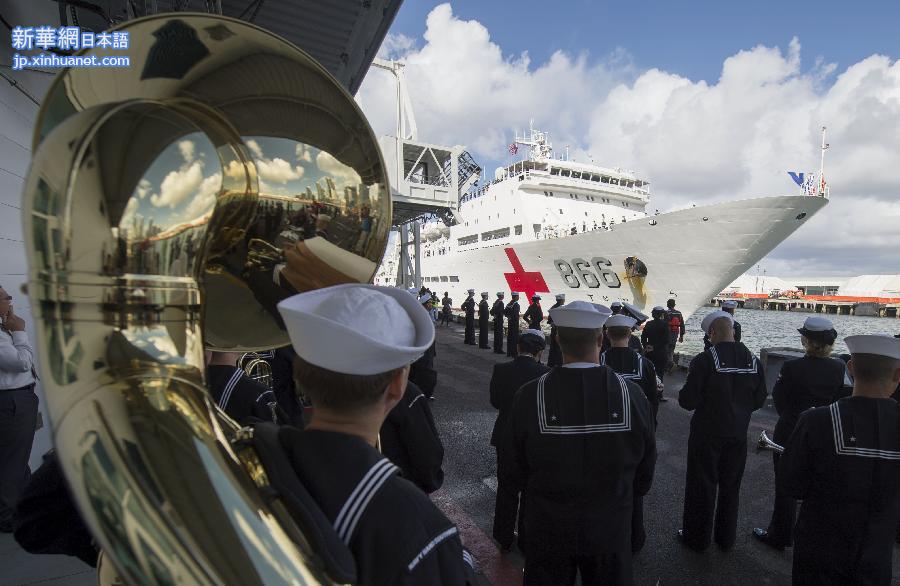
819, 126, 829, 197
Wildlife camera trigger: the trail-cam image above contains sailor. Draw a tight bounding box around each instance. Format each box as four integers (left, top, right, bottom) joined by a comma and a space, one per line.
601, 301, 643, 353
641, 306, 670, 396
677, 310, 767, 552
278, 284, 475, 584
753, 316, 848, 551
489, 329, 550, 552
600, 313, 659, 555
665, 299, 685, 372
440, 292, 453, 326
380, 380, 445, 494
206, 350, 285, 425
610, 301, 623, 315
462, 289, 476, 345
778, 334, 900, 585
506, 301, 656, 584
409, 293, 439, 399
504, 292, 522, 358
478, 292, 491, 349
491, 292, 506, 354
704, 300, 742, 349
546, 294, 565, 367
524, 294, 543, 330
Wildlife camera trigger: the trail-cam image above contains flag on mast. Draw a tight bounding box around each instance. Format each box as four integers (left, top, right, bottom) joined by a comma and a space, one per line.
508, 142, 518, 155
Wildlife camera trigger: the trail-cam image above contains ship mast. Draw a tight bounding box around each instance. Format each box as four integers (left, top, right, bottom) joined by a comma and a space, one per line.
819, 126, 829, 197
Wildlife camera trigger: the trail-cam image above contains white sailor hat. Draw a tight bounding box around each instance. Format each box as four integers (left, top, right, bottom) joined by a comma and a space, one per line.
278, 284, 435, 375
591, 303, 613, 318
497, 291, 505, 297
700, 310, 733, 333
722, 300, 738, 309
511, 291, 520, 297
519, 329, 546, 348
845, 334, 900, 360
418, 293, 433, 304
621, 301, 649, 323
610, 301, 623, 308
549, 300, 609, 329
605, 314, 637, 328
467, 288, 475, 294
407, 287, 419, 296
555, 293, 566, 300
481, 291, 489, 297
532, 294, 541, 300
797, 316, 836, 338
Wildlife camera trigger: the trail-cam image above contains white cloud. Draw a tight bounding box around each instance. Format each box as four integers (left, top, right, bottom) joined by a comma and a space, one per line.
316, 150, 362, 189
296, 144, 313, 163
246, 139, 264, 160
180, 172, 221, 221
136, 178, 151, 200
256, 157, 305, 184
178, 140, 195, 163
357, 4, 900, 275
150, 160, 205, 208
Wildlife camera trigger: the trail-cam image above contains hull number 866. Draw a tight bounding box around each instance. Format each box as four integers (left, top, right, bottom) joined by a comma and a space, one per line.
554, 257, 622, 289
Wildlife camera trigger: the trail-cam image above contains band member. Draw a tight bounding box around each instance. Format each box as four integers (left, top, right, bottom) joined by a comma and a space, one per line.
506, 301, 656, 585
440, 292, 453, 326
704, 300, 742, 349
677, 311, 767, 552
547, 294, 565, 367
278, 284, 475, 584
206, 350, 285, 425
491, 292, 506, 354
489, 330, 549, 552
409, 294, 438, 399
641, 306, 670, 388
779, 334, 900, 585
753, 316, 847, 551
666, 299, 685, 372
601, 314, 659, 555
504, 292, 521, 358
381, 380, 445, 493
601, 301, 643, 354
478, 292, 491, 349
524, 294, 543, 330
462, 289, 476, 345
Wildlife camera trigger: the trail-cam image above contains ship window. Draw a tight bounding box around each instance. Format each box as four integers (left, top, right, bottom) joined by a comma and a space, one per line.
601, 176, 609, 183
571, 171, 581, 179
458, 234, 478, 246
440, 276, 449, 282
585, 212, 588, 216
561, 169, 570, 177
450, 276, 459, 282
550, 168, 560, 175
481, 227, 511, 241
515, 224, 522, 235
533, 223, 541, 234
591, 175, 600, 182
559, 209, 563, 214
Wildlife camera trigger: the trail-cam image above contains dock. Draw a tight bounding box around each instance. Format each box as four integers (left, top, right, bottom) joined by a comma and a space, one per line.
712, 296, 900, 317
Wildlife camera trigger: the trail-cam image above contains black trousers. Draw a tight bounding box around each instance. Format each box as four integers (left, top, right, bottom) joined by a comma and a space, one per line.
464, 317, 475, 344
524, 552, 625, 586
440, 310, 452, 326
632, 493, 645, 553
682, 432, 748, 551
506, 326, 519, 357
765, 451, 796, 547
492, 321, 504, 353
492, 449, 524, 548
547, 335, 563, 367
0, 388, 39, 525
479, 319, 490, 348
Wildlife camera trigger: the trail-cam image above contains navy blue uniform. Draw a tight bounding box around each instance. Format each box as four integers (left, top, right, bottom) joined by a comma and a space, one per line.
462, 297, 476, 345
478, 299, 490, 349
504, 300, 521, 358
491, 299, 506, 354
546, 301, 564, 367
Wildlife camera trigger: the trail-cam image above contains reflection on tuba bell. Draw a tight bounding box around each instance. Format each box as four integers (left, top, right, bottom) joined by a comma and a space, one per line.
756, 430, 785, 454
239, 352, 274, 388
24, 13, 390, 584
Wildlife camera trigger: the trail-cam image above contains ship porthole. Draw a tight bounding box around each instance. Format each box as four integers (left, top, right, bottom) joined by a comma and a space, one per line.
796, 212, 807, 220
702, 217, 709, 222
648, 219, 658, 226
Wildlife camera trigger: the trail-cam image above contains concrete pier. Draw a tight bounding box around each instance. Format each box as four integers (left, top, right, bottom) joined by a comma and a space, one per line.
712, 297, 900, 317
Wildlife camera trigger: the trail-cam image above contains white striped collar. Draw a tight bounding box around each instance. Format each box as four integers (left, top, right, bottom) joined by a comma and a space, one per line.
408, 526, 459, 571
709, 346, 758, 374
536, 371, 631, 435
333, 458, 398, 544
218, 368, 243, 410
562, 362, 598, 369
599, 350, 644, 380
830, 402, 900, 461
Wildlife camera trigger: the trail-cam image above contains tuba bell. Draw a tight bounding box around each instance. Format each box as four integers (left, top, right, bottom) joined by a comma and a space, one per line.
239, 352, 274, 388
756, 430, 785, 454
23, 13, 390, 584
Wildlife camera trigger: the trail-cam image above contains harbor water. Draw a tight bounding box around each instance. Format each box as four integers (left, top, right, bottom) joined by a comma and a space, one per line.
681, 306, 900, 357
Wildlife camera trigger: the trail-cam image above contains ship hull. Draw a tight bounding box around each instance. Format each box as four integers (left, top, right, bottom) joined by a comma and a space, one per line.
413, 195, 828, 318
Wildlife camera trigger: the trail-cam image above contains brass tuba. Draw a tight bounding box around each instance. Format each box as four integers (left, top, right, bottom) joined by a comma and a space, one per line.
756, 430, 785, 454
23, 13, 390, 584
239, 352, 274, 388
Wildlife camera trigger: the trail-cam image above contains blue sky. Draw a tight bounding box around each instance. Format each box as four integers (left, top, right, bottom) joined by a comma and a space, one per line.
388, 1, 899, 85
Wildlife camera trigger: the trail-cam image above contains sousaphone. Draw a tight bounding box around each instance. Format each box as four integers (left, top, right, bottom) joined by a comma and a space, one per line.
23, 13, 390, 584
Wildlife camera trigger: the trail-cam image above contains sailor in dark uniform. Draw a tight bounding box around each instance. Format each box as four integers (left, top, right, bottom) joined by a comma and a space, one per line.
489, 329, 550, 552
779, 334, 900, 585
641, 306, 670, 382
524, 294, 543, 330
601, 301, 644, 354
600, 314, 659, 556
677, 310, 767, 552
703, 299, 742, 349
506, 301, 656, 585
478, 292, 491, 349
547, 294, 565, 367
462, 289, 476, 345
753, 316, 848, 551
491, 292, 506, 354
206, 350, 285, 425
504, 292, 521, 358
665, 299, 685, 372
409, 293, 438, 399
381, 380, 445, 493
278, 284, 475, 585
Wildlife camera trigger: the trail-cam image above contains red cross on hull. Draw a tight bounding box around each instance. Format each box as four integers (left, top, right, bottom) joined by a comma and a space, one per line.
503, 248, 550, 301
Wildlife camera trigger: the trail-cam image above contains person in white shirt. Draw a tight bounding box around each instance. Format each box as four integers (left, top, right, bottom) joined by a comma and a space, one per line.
0, 286, 39, 533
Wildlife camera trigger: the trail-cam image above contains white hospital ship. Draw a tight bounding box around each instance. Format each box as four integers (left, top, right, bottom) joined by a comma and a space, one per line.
374, 125, 829, 318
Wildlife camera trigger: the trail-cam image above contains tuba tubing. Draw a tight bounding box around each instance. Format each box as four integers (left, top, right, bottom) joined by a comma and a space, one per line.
756, 430, 785, 454
24, 12, 390, 584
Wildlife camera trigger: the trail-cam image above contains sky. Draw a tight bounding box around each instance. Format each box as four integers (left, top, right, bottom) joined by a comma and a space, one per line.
356, 1, 900, 278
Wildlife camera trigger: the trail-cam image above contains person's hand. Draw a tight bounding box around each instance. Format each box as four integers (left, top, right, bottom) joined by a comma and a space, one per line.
5, 306, 26, 331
